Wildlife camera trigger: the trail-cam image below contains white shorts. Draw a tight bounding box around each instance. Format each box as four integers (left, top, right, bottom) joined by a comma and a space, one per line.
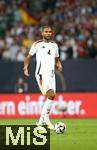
36, 73, 56, 95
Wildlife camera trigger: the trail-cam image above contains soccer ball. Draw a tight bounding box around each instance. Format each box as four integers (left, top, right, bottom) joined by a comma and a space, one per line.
54, 122, 66, 134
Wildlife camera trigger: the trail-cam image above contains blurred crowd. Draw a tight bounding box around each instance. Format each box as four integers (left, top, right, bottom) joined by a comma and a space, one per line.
0, 0, 97, 62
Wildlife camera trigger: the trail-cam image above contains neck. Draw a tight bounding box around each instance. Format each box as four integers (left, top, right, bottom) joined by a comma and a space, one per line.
43, 38, 50, 43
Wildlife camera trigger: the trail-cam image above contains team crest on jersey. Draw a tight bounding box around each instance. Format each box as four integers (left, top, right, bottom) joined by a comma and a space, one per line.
42, 46, 45, 48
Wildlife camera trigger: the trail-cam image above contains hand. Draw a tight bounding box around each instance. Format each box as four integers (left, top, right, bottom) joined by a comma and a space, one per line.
56, 63, 63, 72
24, 68, 30, 77
57, 65, 63, 72
55, 58, 63, 72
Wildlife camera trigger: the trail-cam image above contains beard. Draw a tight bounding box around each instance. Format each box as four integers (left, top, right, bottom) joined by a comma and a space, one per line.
43, 36, 52, 41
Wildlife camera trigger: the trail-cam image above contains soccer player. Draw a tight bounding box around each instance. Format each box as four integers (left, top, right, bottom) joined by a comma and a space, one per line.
24, 26, 62, 130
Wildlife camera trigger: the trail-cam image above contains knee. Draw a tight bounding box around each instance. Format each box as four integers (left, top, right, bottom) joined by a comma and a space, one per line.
46, 90, 56, 100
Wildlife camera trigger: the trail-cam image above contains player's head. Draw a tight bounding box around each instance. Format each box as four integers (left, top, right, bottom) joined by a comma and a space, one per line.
41, 26, 54, 41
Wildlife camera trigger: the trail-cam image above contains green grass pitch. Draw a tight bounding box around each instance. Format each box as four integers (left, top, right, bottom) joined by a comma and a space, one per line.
0, 118, 97, 150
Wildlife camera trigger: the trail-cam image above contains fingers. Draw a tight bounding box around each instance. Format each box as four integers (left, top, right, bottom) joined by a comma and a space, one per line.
24, 69, 30, 77
60, 67, 63, 72
25, 72, 30, 77
58, 66, 63, 72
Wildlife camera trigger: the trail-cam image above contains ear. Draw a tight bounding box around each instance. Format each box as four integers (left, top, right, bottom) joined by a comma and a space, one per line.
52, 29, 55, 34
41, 32, 44, 36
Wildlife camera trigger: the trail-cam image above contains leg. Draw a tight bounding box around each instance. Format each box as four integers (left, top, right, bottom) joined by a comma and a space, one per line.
36, 74, 56, 129
38, 89, 55, 129
42, 89, 55, 119
46, 89, 55, 100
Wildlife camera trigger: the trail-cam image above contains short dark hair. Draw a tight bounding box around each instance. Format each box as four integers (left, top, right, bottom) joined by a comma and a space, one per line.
40, 26, 54, 32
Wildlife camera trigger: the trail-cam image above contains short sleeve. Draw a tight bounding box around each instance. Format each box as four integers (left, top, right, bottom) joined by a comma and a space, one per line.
55, 43, 59, 58
29, 42, 37, 56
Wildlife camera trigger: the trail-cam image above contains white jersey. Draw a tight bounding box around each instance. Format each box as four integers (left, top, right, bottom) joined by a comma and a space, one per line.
29, 40, 59, 77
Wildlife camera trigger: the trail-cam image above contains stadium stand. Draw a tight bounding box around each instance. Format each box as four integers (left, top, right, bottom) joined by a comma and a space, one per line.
0, 0, 97, 62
